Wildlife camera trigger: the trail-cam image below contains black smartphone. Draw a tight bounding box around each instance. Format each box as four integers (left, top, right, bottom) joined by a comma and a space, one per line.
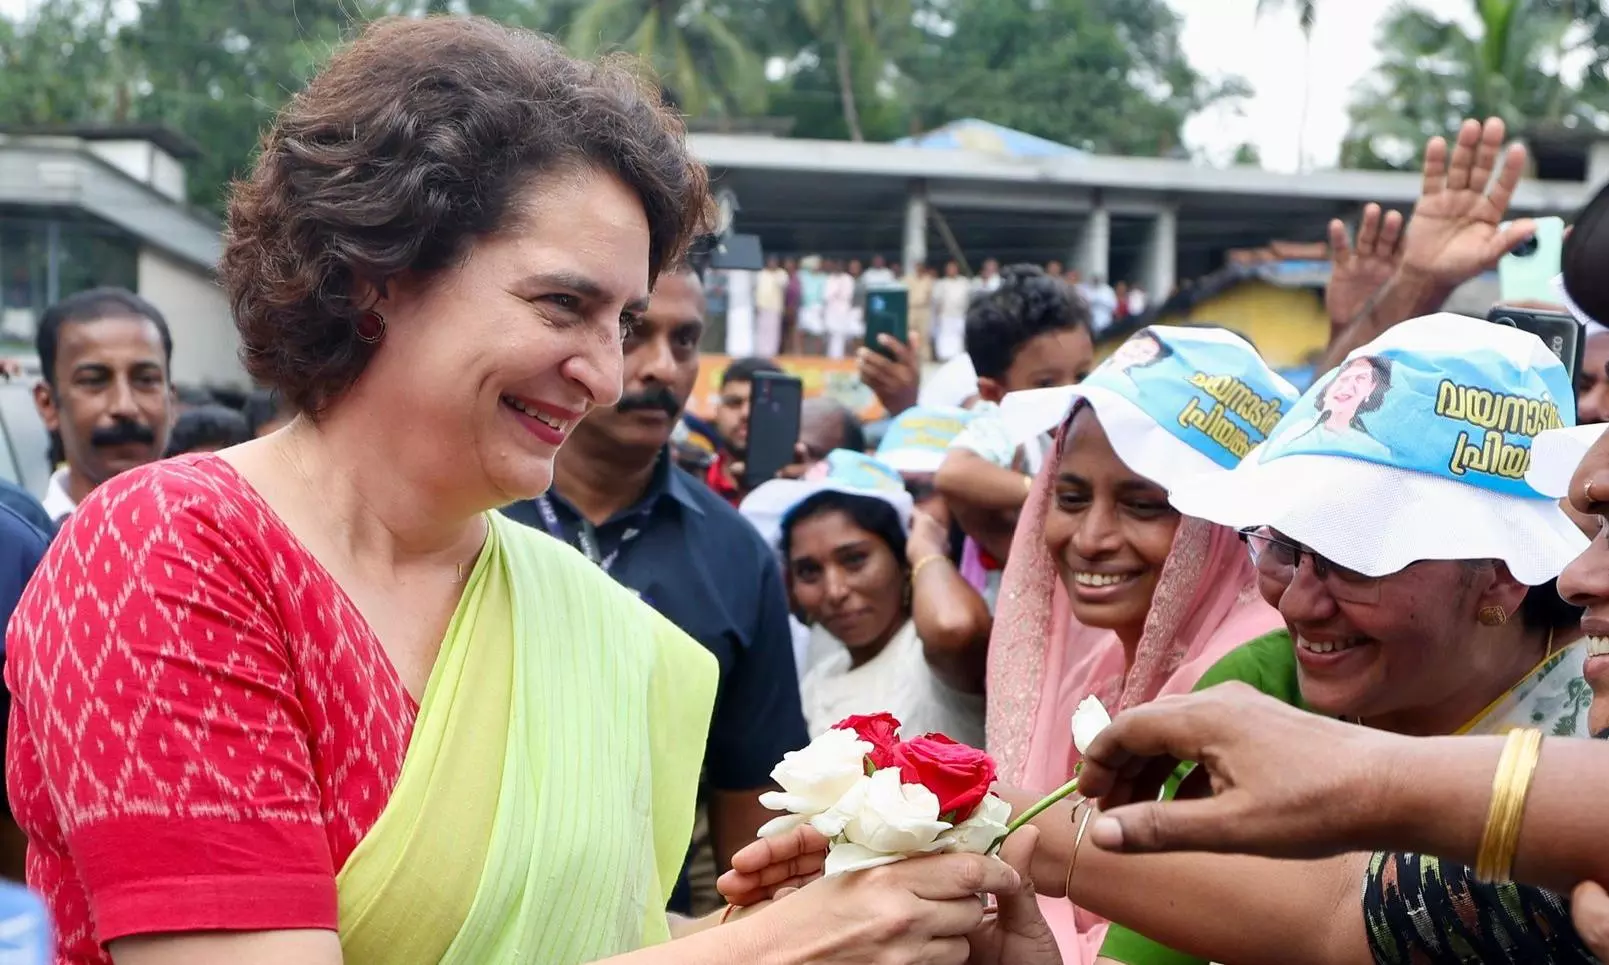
864, 285, 910, 359
743, 372, 804, 490
1487, 306, 1583, 383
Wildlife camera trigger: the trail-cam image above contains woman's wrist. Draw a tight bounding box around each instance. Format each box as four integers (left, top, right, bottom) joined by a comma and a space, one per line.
1365, 732, 1499, 860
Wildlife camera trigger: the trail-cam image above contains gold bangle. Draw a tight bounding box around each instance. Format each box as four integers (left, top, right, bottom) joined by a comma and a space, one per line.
1063, 801, 1096, 901
1474, 727, 1544, 883
910, 554, 947, 583
718, 903, 737, 925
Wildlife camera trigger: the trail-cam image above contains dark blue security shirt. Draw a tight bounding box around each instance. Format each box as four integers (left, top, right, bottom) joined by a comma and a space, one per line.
0, 479, 52, 540
0, 498, 47, 637
502, 449, 808, 913
0, 496, 49, 817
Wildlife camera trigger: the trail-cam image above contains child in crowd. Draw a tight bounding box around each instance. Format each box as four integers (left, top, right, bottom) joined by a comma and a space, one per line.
934, 264, 1095, 607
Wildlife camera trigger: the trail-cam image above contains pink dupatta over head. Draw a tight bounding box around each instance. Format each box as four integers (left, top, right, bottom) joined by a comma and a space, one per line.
986, 411, 1283, 962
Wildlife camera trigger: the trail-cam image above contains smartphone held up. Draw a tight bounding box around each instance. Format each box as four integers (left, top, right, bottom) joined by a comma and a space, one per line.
864, 284, 910, 358
742, 371, 804, 491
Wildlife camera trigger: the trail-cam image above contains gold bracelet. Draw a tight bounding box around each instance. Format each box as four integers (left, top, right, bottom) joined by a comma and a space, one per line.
910, 554, 947, 583
1474, 727, 1544, 882
1063, 801, 1096, 900
718, 903, 737, 925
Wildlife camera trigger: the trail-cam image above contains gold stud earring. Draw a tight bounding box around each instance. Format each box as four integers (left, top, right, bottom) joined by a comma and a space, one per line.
1478, 606, 1509, 627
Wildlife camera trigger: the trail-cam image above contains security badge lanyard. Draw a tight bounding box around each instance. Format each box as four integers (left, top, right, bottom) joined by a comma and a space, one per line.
534, 495, 642, 575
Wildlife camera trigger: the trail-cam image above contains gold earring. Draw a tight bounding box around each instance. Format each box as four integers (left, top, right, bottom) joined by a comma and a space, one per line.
1478, 606, 1509, 627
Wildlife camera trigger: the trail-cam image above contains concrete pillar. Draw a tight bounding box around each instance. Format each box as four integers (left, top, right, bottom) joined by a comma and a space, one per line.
1587, 141, 1609, 192
1077, 206, 1111, 282
902, 183, 929, 276
1143, 207, 1177, 301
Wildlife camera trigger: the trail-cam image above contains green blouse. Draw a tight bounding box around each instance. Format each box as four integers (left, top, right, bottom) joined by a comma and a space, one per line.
1096, 630, 1303, 965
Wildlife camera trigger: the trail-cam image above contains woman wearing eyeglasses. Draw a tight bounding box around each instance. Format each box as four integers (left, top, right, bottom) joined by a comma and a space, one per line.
724, 316, 1602, 965
981, 325, 1300, 959
1078, 314, 1595, 965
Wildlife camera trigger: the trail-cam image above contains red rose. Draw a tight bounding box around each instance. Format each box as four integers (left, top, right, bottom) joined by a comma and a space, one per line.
889, 734, 998, 820
835, 712, 902, 768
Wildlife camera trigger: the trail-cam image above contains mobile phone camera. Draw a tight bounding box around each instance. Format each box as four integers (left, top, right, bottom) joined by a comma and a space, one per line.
1491, 314, 1519, 328
1509, 235, 1540, 258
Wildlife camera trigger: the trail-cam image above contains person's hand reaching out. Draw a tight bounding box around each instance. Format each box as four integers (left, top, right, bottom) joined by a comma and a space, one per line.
906, 510, 951, 566
858, 334, 921, 417
1572, 881, 1609, 960
1326, 202, 1404, 331
965, 827, 1061, 965
1400, 117, 1535, 291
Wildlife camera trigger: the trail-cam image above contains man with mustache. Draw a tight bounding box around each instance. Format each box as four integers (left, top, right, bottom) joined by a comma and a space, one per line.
502, 266, 806, 915
32, 288, 175, 526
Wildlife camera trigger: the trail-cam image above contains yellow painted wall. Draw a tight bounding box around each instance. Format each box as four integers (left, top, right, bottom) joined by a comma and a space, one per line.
1100, 281, 1330, 368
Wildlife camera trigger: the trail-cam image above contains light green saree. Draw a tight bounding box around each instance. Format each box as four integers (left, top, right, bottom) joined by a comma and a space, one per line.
335, 512, 717, 963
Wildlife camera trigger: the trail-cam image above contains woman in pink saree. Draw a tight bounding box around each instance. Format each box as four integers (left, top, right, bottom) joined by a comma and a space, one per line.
987, 326, 1302, 962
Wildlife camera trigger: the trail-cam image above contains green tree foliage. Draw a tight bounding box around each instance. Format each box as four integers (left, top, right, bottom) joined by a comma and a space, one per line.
1256, 0, 1315, 34
1341, 0, 1605, 169
897, 0, 1247, 156
0, 0, 1244, 213
118, 0, 364, 214
567, 0, 765, 118
0, 0, 125, 125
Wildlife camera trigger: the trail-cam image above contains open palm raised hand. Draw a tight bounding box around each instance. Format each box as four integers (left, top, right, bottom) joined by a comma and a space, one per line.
1401, 117, 1536, 288
1326, 203, 1404, 331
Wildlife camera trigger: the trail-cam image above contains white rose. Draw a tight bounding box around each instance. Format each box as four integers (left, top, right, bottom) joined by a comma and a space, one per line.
842, 767, 951, 855
758, 728, 873, 831
809, 774, 870, 838
1072, 695, 1112, 755
936, 793, 1012, 854
824, 841, 915, 877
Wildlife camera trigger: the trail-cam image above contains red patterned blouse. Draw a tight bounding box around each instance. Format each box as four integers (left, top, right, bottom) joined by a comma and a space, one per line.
6, 455, 416, 963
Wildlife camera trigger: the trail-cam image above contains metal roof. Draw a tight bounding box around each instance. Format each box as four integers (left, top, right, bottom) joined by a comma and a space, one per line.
894, 119, 1087, 159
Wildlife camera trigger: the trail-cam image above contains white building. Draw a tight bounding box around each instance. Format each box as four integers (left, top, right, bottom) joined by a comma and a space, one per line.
689, 128, 1604, 298
0, 125, 242, 388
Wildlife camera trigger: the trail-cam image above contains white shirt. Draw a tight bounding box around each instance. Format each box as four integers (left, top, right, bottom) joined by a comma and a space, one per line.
825, 273, 856, 312
974, 274, 1001, 293
917, 353, 980, 409
948, 399, 1049, 474
756, 268, 788, 313
41, 467, 76, 523
1086, 283, 1118, 333
725, 269, 755, 311
800, 620, 985, 746
933, 277, 973, 319
861, 267, 897, 287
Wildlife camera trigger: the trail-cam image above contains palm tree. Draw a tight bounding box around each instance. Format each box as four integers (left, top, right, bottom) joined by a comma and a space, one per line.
795, 0, 910, 142
1255, 0, 1317, 170
1341, 0, 1593, 168
567, 0, 766, 119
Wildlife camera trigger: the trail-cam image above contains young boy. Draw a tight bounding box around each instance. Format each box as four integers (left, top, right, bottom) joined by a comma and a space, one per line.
934, 264, 1095, 602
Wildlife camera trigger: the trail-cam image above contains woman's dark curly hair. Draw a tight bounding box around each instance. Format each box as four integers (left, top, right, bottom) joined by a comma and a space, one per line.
220, 15, 713, 415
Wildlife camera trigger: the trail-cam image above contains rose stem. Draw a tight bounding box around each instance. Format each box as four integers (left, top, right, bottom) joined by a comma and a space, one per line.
986, 775, 1080, 856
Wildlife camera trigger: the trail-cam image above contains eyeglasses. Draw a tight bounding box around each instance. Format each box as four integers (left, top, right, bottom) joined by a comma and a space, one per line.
1238, 527, 1383, 604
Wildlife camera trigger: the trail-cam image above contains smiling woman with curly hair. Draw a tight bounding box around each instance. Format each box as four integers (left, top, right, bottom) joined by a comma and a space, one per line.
3, 15, 1038, 965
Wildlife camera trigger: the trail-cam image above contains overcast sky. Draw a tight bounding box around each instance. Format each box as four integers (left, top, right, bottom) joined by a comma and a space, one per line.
1172, 0, 1480, 171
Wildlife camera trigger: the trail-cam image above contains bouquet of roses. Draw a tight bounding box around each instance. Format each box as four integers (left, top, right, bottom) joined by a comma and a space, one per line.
756, 701, 1112, 876
757, 713, 1011, 876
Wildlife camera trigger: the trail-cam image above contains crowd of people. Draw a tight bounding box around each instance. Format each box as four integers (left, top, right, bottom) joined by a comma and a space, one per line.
2, 13, 1609, 965
712, 254, 1145, 361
